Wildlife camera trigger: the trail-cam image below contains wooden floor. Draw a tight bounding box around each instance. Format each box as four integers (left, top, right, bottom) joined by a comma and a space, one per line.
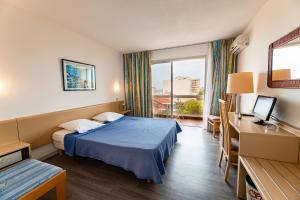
41, 126, 238, 200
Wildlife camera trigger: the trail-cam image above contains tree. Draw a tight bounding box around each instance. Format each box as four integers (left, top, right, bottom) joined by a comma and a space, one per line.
177, 99, 203, 115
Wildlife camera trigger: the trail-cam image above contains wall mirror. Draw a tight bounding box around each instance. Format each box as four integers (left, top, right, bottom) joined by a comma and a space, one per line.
268, 27, 300, 88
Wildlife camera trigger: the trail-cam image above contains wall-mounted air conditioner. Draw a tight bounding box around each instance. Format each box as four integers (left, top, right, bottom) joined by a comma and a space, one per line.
230, 34, 249, 54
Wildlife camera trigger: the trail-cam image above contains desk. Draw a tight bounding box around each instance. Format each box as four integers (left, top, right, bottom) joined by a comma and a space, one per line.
228, 112, 299, 163
228, 113, 300, 199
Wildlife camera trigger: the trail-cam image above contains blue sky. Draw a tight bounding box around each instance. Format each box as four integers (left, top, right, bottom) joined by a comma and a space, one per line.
152, 58, 206, 90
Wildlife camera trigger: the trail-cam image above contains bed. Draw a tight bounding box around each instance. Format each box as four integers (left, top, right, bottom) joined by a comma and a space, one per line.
52, 116, 182, 183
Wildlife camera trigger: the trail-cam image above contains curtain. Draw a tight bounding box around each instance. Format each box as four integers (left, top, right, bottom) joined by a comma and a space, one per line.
203, 43, 213, 129
123, 51, 153, 117
210, 39, 237, 116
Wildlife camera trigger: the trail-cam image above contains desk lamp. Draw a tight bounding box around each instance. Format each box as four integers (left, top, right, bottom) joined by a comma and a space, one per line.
226, 72, 254, 119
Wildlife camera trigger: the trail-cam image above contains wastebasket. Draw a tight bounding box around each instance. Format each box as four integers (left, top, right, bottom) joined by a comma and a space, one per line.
245, 175, 263, 200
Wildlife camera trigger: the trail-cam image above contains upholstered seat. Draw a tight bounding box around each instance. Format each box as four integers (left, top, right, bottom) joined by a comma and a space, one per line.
231, 138, 239, 151
208, 115, 220, 120
208, 115, 221, 137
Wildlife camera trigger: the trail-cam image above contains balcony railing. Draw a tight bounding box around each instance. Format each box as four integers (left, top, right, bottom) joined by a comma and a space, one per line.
152, 95, 204, 119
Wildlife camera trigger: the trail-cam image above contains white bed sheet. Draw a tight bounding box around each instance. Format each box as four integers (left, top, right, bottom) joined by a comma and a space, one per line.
52, 130, 72, 150
52, 121, 105, 150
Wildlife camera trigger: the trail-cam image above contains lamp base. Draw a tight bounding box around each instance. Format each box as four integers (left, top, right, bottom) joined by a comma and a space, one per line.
236, 94, 242, 120
238, 112, 242, 119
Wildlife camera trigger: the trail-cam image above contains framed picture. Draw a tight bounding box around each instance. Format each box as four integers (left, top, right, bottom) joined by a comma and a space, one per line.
62, 59, 96, 91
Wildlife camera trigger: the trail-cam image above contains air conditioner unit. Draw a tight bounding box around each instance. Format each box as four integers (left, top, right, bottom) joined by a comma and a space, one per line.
230, 34, 249, 54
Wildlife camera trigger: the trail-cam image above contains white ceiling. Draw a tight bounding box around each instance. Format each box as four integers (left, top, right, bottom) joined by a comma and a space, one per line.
5, 0, 267, 53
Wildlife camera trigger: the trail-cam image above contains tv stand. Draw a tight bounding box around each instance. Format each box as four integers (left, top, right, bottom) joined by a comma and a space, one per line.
253, 119, 268, 126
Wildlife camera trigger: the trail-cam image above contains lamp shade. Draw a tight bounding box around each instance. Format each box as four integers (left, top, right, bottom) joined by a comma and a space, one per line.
113, 81, 120, 94
227, 72, 254, 94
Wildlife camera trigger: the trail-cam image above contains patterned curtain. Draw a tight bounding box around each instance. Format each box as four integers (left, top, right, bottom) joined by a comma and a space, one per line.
210, 39, 237, 116
123, 51, 153, 117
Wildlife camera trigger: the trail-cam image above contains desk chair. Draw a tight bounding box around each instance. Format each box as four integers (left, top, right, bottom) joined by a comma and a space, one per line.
208, 95, 233, 137
218, 99, 239, 181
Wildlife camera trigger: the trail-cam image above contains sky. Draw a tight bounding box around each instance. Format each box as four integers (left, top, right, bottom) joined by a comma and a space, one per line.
152, 58, 206, 90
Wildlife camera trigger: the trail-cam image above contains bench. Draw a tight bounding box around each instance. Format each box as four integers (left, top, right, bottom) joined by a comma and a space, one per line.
0, 159, 66, 200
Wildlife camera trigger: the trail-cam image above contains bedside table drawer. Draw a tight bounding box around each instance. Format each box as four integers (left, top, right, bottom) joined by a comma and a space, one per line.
0, 150, 22, 169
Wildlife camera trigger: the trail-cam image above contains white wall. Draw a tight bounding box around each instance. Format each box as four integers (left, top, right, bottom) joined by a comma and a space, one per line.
238, 0, 300, 128
0, 2, 124, 121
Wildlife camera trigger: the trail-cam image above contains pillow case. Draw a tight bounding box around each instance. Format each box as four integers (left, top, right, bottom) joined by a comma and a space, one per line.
58, 119, 103, 133
93, 112, 123, 122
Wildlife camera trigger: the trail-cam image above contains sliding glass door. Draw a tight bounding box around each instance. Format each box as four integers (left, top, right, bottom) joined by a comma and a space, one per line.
152, 58, 205, 121
152, 62, 172, 118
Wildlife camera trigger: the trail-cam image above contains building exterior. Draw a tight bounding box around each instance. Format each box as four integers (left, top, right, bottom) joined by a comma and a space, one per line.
162, 76, 200, 95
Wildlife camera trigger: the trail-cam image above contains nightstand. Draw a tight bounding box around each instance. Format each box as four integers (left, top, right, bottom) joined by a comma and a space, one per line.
120, 110, 132, 115
0, 141, 30, 169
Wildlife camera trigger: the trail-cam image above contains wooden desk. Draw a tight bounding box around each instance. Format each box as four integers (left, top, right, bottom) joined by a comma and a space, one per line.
228, 112, 299, 163
228, 113, 300, 199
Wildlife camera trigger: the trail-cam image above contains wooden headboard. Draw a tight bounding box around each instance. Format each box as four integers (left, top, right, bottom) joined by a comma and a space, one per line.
0, 119, 19, 146
16, 101, 124, 149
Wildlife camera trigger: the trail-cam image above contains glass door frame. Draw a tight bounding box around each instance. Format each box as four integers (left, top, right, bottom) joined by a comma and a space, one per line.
152, 56, 207, 118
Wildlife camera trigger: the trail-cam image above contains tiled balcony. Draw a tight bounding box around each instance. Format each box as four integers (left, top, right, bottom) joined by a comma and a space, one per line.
153, 95, 203, 127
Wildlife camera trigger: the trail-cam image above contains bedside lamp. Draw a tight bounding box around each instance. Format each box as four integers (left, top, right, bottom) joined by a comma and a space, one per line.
113, 81, 120, 101
227, 72, 254, 119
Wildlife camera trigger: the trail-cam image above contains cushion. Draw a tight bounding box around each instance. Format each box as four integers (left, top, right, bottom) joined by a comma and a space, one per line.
208, 115, 220, 121
93, 112, 123, 122
231, 138, 239, 151
58, 119, 103, 133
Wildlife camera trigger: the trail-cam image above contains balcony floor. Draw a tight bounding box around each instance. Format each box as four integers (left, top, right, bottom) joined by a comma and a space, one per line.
176, 118, 203, 127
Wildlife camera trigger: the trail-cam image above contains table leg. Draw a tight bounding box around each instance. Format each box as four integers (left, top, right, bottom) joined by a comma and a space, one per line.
56, 172, 67, 200
237, 158, 247, 199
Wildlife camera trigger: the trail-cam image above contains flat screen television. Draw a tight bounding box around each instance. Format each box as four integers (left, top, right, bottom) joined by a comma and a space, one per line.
252, 95, 277, 125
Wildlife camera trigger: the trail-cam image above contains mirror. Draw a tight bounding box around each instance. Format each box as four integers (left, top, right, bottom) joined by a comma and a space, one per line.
268, 27, 300, 88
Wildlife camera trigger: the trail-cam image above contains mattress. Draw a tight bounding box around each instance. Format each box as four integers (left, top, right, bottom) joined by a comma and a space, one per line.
52, 120, 104, 150
52, 130, 71, 150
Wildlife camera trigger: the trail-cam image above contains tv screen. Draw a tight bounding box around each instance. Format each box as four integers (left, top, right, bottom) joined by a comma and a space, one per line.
252, 95, 277, 121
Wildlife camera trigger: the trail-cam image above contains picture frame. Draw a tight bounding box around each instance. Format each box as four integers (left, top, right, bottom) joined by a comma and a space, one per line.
62, 59, 96, 91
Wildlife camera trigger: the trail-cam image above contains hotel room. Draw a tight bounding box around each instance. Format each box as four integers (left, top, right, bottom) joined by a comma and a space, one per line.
0, 0, 300, 199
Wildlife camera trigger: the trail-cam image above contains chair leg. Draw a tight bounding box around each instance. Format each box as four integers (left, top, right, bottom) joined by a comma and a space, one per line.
224, 161, 231, 182
213, 122, 216, 137
218, 150, 224, 167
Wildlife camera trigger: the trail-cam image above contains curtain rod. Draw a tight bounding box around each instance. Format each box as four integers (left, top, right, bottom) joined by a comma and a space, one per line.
150, 41, 211, 52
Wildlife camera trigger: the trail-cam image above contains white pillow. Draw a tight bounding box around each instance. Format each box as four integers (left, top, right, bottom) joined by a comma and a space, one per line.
58, 119, 103, 133
93, 112, 123, 122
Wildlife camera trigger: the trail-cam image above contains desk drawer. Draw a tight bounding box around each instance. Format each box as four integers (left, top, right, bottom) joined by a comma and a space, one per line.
239, 133, 299, 163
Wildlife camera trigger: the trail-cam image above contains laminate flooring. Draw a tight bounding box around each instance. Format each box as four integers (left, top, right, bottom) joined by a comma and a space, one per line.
41, 126, 238, 200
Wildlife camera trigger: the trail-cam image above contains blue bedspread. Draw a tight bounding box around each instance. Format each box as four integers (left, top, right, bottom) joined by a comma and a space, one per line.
64, 116, 182, 183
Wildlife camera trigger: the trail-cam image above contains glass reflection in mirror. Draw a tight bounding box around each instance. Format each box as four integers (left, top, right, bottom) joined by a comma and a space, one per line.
272, 37, 300, 81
